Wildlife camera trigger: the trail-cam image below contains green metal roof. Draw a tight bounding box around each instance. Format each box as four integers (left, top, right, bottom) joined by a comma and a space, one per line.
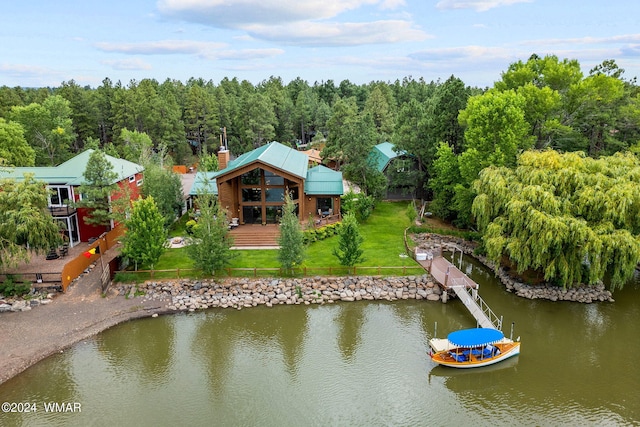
0, 149, 143, 185
189, 172, 218, 196
304, 165, 344, 195
189, 143, 342, 197
218, 141, 308, 179
369, 142, 406, 172
0, 167, 74, 184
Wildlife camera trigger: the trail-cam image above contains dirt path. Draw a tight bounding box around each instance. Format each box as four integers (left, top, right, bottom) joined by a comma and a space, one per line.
0, 249, 170, 386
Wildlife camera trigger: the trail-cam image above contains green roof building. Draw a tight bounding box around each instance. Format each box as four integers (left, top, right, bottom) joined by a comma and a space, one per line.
191, 141, 343, 225
0, 149, 144, 247
369, 141, 406, 173
368, 142, 421, 200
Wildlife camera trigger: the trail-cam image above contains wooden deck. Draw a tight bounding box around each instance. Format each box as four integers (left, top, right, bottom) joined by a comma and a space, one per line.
416, 252, 502, 330
313, 213, 341, 227
420, 256, 478, 290
228, 214, 341, 249
229, 224, 280, 248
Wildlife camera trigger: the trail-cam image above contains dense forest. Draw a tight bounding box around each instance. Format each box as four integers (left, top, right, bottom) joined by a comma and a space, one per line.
2, 54, 640, 288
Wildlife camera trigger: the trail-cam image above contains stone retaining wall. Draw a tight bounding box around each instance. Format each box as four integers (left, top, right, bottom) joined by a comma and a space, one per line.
119, 275, 444, 312
412, 233, 614, 303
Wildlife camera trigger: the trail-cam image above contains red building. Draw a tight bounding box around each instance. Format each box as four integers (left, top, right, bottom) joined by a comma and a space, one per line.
1, 150, 144, 247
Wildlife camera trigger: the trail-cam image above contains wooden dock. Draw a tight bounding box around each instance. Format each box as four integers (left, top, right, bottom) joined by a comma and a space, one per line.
415, 250, 503, 330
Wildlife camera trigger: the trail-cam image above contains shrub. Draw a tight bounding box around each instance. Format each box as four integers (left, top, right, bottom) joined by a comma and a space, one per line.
473, 243, 487, 256
328, 223, 342, 234
303, 229, 317, 244
0, 275, 31, 297
303, 222, 343, 244
406, 201, 418, 223
185, 219, 197, 236
341, 191, 375, 221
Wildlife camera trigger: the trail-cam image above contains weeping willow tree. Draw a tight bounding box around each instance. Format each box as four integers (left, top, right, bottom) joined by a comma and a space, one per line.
0, 174, 62, 270
473, 149, 640, 290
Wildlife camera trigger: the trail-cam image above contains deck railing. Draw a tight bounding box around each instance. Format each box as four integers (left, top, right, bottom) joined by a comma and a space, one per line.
457, 284, 503, 330
48, 205, 77, 217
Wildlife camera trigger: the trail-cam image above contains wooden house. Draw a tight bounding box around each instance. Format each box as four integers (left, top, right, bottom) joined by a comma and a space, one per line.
190, 141, 343, 225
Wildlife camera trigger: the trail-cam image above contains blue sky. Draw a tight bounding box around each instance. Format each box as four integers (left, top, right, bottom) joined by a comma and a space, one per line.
2, 0, 640, 88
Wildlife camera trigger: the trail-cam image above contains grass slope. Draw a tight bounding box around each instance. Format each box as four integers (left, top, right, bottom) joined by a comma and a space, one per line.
133, 201, 421, 279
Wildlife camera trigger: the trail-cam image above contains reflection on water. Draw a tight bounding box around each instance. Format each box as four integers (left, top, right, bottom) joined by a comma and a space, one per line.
97, 316, 175, 387
0, 267, 639, 426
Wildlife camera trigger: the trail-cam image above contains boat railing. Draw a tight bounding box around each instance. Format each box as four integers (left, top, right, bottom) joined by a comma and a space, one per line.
459, 285, 503, 331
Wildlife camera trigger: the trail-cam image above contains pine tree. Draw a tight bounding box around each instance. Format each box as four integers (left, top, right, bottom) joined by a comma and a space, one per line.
141, 161, 183, 228
333, 212, 364, 271
120, 196, 166, 270
76, 149, 118, 228
186, 189, 235, 276
277, 192, 305, 273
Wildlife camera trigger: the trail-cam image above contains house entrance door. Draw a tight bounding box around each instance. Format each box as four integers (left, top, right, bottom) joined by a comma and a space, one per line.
242, 206, 262, 224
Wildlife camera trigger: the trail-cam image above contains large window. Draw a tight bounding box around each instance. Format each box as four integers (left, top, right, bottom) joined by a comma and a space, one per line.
239, 168, 299, 224
242, 206, 262, 224
242, 188, 262, 202
241, 168, 261, 185
266, 206, 282, 223
265, 188, 285, 202
317, 197, 333, 215
264, 170, 284, 186
49, 186, 71, 206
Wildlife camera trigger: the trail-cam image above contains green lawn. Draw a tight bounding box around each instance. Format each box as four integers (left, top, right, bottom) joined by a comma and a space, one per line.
305, 201, 415, 268
123, 201, 423, 280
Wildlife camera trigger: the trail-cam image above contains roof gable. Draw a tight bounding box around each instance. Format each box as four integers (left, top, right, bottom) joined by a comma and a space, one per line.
369, 142, 407, 172
0, 149, 143, 186
217, 141, 308, 179
57, 149, 144, 185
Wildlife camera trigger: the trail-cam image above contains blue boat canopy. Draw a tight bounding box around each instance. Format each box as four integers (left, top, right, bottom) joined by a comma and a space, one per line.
447, 328, 504, 347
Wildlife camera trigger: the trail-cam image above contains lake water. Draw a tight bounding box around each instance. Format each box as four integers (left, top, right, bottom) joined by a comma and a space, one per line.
1, 256, 639, 426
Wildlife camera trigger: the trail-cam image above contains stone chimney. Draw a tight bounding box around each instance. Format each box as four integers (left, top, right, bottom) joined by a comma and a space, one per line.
218, 148, 230, 170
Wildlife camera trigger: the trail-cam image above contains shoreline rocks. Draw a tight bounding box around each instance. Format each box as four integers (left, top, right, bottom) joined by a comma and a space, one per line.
0, 291, 55, 313
3, 230, 617, 316
117, 275, 444, 312
412, 233, 615, 303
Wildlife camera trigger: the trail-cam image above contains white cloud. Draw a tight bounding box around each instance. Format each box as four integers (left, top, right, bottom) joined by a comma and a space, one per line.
0, 63, 52, 77
101, 58, 153, 70
96, 39, 283, 62
435, 0, 532, 12
0, 63, 66, 88
245, 20, 430, 46
95, 40, 226, 55
520, 34, 640, 47
379, 0, 406, 10
157, 0, 382, 26
156, 0, 423, 47
203, 48, 284, 60
410, 45, 512, 62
